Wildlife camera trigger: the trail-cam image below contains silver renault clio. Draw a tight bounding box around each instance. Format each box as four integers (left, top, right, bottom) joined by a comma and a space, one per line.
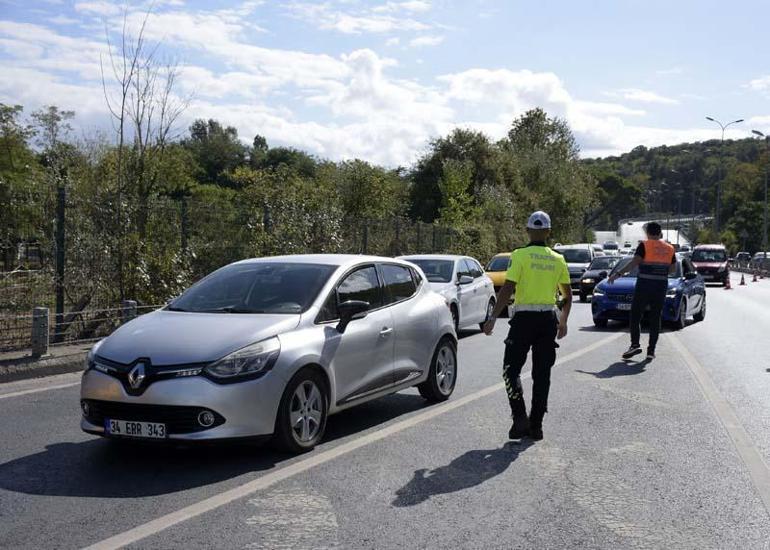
80, 255, 457, 452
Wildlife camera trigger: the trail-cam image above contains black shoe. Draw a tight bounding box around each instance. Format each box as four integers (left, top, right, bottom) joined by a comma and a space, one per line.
646, 348, 655, 360
622, 345, 643, 360
529, 411, 544, 441
508, 415, 530, 439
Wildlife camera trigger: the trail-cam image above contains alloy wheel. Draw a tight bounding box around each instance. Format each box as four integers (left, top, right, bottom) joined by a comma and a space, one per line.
289, 380, 324, 443
435, 344, 456, 396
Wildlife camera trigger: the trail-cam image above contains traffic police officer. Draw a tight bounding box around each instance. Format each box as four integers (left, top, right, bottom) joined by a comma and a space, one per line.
483, 211, 572, 441
608, 221, 675, 361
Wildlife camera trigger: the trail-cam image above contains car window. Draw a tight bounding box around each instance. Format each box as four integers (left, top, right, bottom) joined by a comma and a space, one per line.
319, 265, 382, 321
468, 259, 484, 278
555, 248, 592, 263
407, 259, 454, 283
381, 264, 417, 304
410, 266, 423, 287
486, 256, 511, 271
456, 259, 472, 280
692, 249, 727, 262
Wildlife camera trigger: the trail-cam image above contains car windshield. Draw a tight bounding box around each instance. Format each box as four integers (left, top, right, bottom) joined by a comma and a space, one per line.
589, 257, 619, 270
610, 257, 682, 279
692, 249, 727, 262
407, 259, 454, 283
603, 243, 619, 250
486, 256, 511, 272
168, 262, 336, 314
555, 248, 591, 263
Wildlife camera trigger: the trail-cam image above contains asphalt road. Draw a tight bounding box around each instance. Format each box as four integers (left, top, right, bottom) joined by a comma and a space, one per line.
1, 273, 770, 549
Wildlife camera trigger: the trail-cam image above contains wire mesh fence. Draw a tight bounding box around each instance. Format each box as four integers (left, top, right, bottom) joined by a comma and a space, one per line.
1, 187, 462, 353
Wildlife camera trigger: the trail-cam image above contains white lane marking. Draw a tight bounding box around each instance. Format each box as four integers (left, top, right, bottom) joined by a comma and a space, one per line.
0, 373, 81, 400
83, 332, 623, 550
670, 334, 770, 517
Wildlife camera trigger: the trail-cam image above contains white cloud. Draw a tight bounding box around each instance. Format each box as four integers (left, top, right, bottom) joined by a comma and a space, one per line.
74, 1, 122, 17
608, 88, 679, 105
286, 2, 430, 34
385, 36, 400, 46
747, 75, 770, 94
47, 15, 80, 25
656, 67, 684, 76
373, 1, 432, 13
409, 34, 444, 47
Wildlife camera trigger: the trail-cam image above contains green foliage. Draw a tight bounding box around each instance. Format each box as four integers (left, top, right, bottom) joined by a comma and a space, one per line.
182, 119, 247, 187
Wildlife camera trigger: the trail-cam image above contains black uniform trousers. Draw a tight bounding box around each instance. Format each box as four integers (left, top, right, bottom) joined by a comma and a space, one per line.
629, 284, 667, 352
502, 310, 559, 420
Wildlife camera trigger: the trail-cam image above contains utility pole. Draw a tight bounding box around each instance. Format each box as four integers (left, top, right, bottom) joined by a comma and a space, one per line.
706, 116, 744, 235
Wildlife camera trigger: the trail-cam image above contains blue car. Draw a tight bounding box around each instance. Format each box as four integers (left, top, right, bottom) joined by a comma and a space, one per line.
591, 256, 706, 330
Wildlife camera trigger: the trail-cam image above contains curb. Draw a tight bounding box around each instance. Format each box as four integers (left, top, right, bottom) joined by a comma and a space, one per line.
0, 351, 87, 384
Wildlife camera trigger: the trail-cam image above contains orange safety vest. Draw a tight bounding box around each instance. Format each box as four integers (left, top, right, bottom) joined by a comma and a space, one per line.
638, 240, 675, 280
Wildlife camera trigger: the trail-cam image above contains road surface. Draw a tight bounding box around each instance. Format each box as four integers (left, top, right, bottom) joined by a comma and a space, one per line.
1, 273, 769, 549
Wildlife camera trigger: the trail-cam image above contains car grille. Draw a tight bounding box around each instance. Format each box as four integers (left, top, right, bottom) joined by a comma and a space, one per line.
82, 400, 225, 434
606, 293, 634, 303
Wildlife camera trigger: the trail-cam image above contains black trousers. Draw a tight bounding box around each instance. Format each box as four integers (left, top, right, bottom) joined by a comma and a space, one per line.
502, 311, 558, 419
630, 287, 666, 351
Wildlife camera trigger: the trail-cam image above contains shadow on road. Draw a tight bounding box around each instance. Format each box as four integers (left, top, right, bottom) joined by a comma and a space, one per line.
391, 440, 534, 507
576, 360, 650, 378
0, 392, 430, 498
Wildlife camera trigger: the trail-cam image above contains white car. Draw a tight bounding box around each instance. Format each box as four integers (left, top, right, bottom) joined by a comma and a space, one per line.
399, 254, 496, 332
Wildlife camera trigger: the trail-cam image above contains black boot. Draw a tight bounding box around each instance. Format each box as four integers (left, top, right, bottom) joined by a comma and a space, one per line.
509, 414, 530, 439
529, 409, 545, 441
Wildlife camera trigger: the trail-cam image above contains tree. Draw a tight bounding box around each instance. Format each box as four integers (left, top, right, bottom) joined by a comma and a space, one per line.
334, 159, 407, 220
183, 119, 247, 187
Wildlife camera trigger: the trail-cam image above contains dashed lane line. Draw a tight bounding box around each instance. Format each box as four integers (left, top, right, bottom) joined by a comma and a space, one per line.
83, 332, 624, 550
670, 334, 770, 517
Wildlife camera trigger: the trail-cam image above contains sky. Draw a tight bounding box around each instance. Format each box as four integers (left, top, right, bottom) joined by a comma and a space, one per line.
1, 0, 769, 166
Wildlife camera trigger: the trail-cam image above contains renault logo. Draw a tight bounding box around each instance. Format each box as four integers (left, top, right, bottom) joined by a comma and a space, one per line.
128, 362, 147, 390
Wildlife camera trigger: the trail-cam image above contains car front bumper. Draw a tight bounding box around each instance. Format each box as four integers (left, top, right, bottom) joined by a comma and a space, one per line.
591, 295, 681, 322
80, 369, 285, 441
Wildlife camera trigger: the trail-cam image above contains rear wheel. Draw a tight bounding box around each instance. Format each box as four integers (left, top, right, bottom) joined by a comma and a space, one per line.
418, 338, 457, 402
274, 368, 328, 453
693, 295, 706, 322
593, 318, 608, 328
579, 292, 588, 303
479, 298, 495, 331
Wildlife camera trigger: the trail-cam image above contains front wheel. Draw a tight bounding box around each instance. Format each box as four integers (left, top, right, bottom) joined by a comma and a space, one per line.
479, 298, 495, 331
579, 292, 588, 303
418, 338, 457, 402
693, 296, 706, 322
673, 298, 687, 330
274, 368, 328, 453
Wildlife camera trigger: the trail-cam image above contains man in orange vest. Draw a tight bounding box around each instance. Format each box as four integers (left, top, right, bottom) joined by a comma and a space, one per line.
608, 222, 676, 361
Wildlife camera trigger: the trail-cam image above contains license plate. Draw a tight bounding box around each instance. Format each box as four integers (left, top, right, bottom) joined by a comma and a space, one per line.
105, 418, 167, 439
616, 303, 632, 311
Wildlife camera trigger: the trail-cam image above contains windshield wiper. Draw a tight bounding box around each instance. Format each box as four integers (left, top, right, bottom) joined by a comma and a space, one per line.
166, 305, 188, 312
201, 306, 262, 314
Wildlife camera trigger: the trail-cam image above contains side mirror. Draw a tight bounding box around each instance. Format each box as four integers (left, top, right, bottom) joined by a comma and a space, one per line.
457, 275, 473, 285
684, 272, 697, 280
336, 300, 370, 334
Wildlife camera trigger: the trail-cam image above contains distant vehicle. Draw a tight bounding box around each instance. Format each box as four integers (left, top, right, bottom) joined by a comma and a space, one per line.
592, 256, 706, 329
81, 255, 457, 453
603, 241, 619, 251
750, 251, 770, 270
691, 245, 730, 286
553, 244, 597, 289
735, 252, 751, 267
484, 252, 512, 293
399, 254, 496, 332
591, 244, 605, 256
579, 256, 621, 302
679, 245, 692, 253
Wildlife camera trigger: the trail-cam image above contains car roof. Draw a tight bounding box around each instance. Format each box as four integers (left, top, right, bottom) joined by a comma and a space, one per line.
398, 254, 468, 261
693, 244, 726, 250
233, 254, 413, 269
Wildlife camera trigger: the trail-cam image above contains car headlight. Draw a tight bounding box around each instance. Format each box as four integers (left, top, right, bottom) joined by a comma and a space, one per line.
593, 287, 605, 297
582, 278, 595, 284
84, 340, 103, 371
204, 337, 280, 381
666, 288, 679, 298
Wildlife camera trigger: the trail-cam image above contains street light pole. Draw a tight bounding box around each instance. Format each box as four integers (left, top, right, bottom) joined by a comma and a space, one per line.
752, 130, 769, 261
706, 116, 744, 235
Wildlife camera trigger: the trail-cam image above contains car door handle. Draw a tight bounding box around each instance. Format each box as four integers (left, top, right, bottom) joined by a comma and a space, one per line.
379, 327, 393, 336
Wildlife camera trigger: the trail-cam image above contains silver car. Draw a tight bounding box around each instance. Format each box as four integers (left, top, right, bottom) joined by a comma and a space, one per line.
80, 255, 457, 453
398, 254, 496, 332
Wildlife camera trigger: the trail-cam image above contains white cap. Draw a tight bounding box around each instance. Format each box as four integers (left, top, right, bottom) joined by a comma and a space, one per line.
527, 210, 551, 230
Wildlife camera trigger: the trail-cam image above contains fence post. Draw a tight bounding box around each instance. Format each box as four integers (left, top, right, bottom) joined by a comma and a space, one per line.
54, 185, 66, 344
416, 223, 422, 252
121, 300, 137, 324
432, 224, 437, 251
394, 218, 400, 255
31, 307, 49, 358
180, 196, 189, 257
362, 221, 369, 254
263, 205, 273, 233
